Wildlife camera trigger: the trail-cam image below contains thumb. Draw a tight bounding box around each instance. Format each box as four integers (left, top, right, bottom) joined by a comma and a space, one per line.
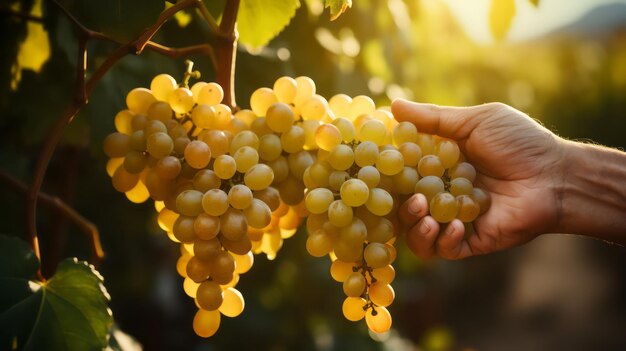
391, 99, 488, 140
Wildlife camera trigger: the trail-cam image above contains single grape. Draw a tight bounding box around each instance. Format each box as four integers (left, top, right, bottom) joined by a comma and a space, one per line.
357, 166, 380, 188
305, 188, 335, 214
280, 125, 306, 153
276, 175, 305, 206
294, 76, 316, 106
214, 155, 237, 180
202, 189, 229, 216
365, 306, 392, 334
230, 130, 260, 154
193, 170, 221, 192
147, 101, 173, 123
449, 177, 473, 196
392, 167, 419, 195
197, 82, 224, 106
176, 190, 204, 216
330, 259, 354, 282
186, 256, 211, 282
357, 119, 387, 146
340, 178, 370, 207
417, 155, 445, 177
114, 110, 134, 135
243, 198, 272, 229
287, 150, 314, 180
266, 102, 295, 133
191, 104, 216, 129
244, 164, 274, 190
126, 87, 157, 115
104, 132, 131, 158
228, 184, 253, 210
369, 282, 395, 307
250, 117, 273, 137
150, 74, 177, 102
348, 95, 375, 120
220, 208, 248, 241
339, 217, 367, 245
250, 87, 278, 117
435, 139, 460, 169
364, 243, 391, 269
449, 162, 477, 182
366, 218, 395, 244
372, 265, 395, 284
414, 176, 445, 203
430, 192, 458, 223
267, 156, 289, 184
233, 146, 259, 173
306, 230, 334, 257
416, 133, 435, 155
112, 166, 139, 192
328, 200, 353, 227
300, 95, 329, 121
315, 124, 342, 151
471, 188, 491, 214
185, 140, 211, 169
328, 144, 355, 171
253, 187, 281, 212
392, 121, 418, 146
201, 130, 230, 158
273, 76, 298, 103
329, 170, 350, 191
365, 188, 393, 216
219, 288, 245, 317
398, 142, 422, 167
343, 297, 367, 322
456, 195, 480, 222
196, 280, 224, 311
169, 87, 194, 114
332, 117, 356, 142
354, 141, 379, 167
194, 214, 220, 240
329, 94, 352, 118
190, 81, 207, 103
258, 134, 282, 161
343, 272, 366, 297
376, 149, 404, 176
193, 308, 221, 338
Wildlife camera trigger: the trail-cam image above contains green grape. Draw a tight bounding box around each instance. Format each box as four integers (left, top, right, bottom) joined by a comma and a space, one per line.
250, 87, 278, 117
213, 104, 233, 130
104, 132, 131, 158
191, 104, 216, 129
366, 217, 394, 244
369, 282, 395, 307
305, 188, 335, 214
143, 120, 167, 136
364, 243, 391, 269
398, 142, 422, 167
449, 177, 473, 196
201, 130, 230, 158
194, 214, 220, 240
416, 133, 436, 155
414, 175, 445, 203
287, 151, 314, 180
353, 114, 373, 133
193, 238, 221, 262
233, 252, 254, 274
357, 119, 387, 146
253, 187, 280, 212
373, 109, 395, 130
328, 144, 354, 171
243, 198, 271, 229
169, 87, 194, 114
430, 192, 458, 223
220, 207, 247, 241
294, 76, 316, 106
230, 130, 260, 154
348, 95, 375, 120
219, 288, 245, 317
244, 164, 274, 190
143, 170, 174, 201
276, 175, 305, 206
214, 155, 237, 180
392, 167, 419, 195
187, 256, 211, 282
185, 140, 211, 169
435, 139, 460, 169
233, 109, 257, 128
355, 205, 379, 228
190, 81, 207, 103
329, 94, 352, 118
192, 170, 221, 192
307, 162, 331, 188
354, 141, 379, 167
150, 74, 177, 102
365, 188, 393, 216
233, 146, 259, 173
340, 178, 370, 207
365, 306, 392, 334
343, 272, 366, 297
131, 114, 148, 132
250, 117, 273, 137
301, 94, 329, 120
376, 149, 404, 176
417, 155, 445, 177
197, 82, 224, 106
147, 101, 173, 122
266, 102, 295, 133
342, 297, 367, 321
280, 125, 305, 153
329, 170, 350, 191
114, 110, 134, 135
146, 132, 174, 159
259, 134, 282, 161
210, 250, 236, 278
332, 117, 356, 142
112, 166, 139, 192
173, 215, 196, 243
196, 280, 224, 311
330, 259, 354, 282
176, 190, 204, 216
228, 184, 253, 210
357, 166, 380, 188
306, 212, 328, 233
456, 195, 480, 222
328, 200, 353, 228
372, 265, 395, 284
471, 188, 491, 214
126, 87, 157, 115
334, 240, 364, 262
267, 156, 289, 184
315, 124, 342, 151
392, 121, 418, 146
339, 217, 367, 245
306, 230, 334, 257
193, 308, 220, 338
219, 233, 252, 255
174, 136, 191, 156
273, 76, 298, 103
449, 162, 477, 182
301, 119, 320, 150
202, 189, 229, 216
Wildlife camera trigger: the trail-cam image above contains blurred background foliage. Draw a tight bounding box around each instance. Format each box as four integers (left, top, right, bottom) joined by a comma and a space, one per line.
1, 0, 626, 350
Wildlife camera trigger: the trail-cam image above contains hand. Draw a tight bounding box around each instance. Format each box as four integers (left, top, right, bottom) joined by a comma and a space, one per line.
392, 99, 566, 260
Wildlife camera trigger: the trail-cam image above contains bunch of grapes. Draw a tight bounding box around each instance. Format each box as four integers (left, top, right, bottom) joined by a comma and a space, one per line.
104, 69, 490, 338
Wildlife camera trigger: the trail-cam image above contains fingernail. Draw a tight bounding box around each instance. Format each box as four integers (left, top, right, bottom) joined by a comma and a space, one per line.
419, 220, 430, 235
408, 198, 421, 216
445, 223, 455, 235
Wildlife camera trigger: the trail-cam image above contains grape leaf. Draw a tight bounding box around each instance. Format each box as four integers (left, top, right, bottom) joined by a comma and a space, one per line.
325, 0, 352, 21
0, 236, 113, 351
489, 0, 516, 41
237, 0, 301, 48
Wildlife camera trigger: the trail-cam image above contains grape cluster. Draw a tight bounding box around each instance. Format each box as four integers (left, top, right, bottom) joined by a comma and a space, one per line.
104, 71, 490, 338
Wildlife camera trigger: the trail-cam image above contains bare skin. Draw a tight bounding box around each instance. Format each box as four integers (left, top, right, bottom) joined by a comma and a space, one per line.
392, 99, 626, 260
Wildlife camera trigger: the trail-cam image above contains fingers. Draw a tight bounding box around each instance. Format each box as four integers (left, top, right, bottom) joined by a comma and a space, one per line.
405, 216, 440, 259
398, 193, 429, 227
435, 219, 474, 260
406, 218, 476, 260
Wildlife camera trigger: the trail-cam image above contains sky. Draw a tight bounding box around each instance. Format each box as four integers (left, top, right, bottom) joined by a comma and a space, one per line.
441, 0, 626, 43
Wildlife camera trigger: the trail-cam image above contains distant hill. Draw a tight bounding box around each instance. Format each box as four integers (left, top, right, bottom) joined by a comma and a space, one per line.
544, 3, 626, 39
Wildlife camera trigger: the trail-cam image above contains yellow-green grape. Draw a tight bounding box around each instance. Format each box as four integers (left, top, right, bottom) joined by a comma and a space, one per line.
220, 207, 247, 241
415, 175, 445, 203
184, 140, 211, 169
228, 184, 253, 210
243, 198, 271, 228
230, 130, 259, 154
306, 229, 334, 257
305, 188, 334, 214
364, 243, 390, 269
418, 155, 445, 177
330, 259, 354, 282
398, 142, 423, 167
201, 130, 230, 158
308, 162, 331, 188
169, 87, 194, 114
202, 189, 229, 216
372, 265, 395, 284
244, 164, 274, 190
328, 144, 354, 171
366, 218, 394, 244
193, 169, 221, 192
220, 234, 252, 256
294, 76, 316, 106
306, 212, 327, 233
253, 187, 280, 212
329, 170, 350, 191
114, 110, 134, 135
365, 306, 392, 334
287, 151, 314, 180
213, 104, 233, 130
209, 251, 236, 282
343, 297, 367, 322
131, 114, 148, 132
250, 117, 273, 137
301, 119, 320, 150
416, 133, 435, 155
449, 177, 473, 196
111, 166, 139, 192
150, 74, 177, 102
300, 95, 329, 121
392, 121, 418, 146
339, 217, 367, 245
196, 280, 223, 311
258, 134, 282, 161
126, 87, 157, 115
315, 124, 342, 151
234, 109, 256, 127
303, 169, 315, 190
193, 308, 220, 338
143, 120, 167, 136
273, 76, 298, 104
353, 114, 373, 133
357, 166, 380, 188
369, 282, 395, 307
430, 192, 458, 223
331, 117, 356, 142
357, 119, 387, 146
250, 87, 278, 117
267, 156, 289, 184
365, 188, 393, 216
233, 252, 253, 274
329, 94, 352, 118
147, 101, 173, 122
219, 287, 245, 317
328, 200, 353, 227
176, 190, 204, 216
191, 104, 215, 129
343, 272, 366, 297
280, 125, 306, 153
104, 132, 131, 158
146, 132, 174, 159
266, 102, 295, 133
449, 162, 476, 182
173, 215, 196, 243
348, 95, 376, 120
334, 240, 364, 262
435, 139, 460, 169
194, 214, 220, 240
183, 277, 200, 297
354, 141, 379, 167
213, 155, 237, 180
340, 179, 370, 207
197, 82, 224, 106
456, 195, 480, 222
233, 146, 259, 173
392, 167, 419, 195
190, 81, 207, 103
470, 188, 491, 214
376, 149, 404, 176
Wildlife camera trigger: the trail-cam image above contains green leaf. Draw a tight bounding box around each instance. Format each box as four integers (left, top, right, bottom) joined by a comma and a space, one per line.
529, 0, 540, 6
325, 0, 352, 21
0, 236, 113, 351
237, 0, 301, 48
489, 0, 516, 41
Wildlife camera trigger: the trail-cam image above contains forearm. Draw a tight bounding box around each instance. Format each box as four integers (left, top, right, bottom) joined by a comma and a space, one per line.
557, 140, 626, 244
